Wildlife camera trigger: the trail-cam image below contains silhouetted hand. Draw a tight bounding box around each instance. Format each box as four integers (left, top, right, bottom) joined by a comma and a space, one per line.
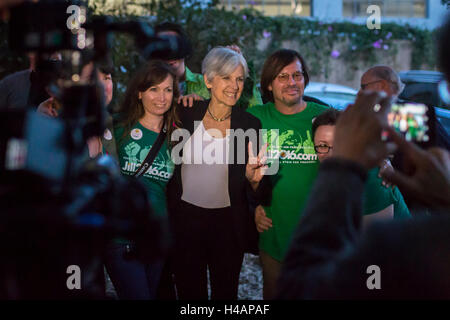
382, 127, 450, 210
333, 91, 396, 169
378, 158, 395, 188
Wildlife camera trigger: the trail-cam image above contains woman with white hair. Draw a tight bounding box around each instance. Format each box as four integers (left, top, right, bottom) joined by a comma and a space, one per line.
167, 47, 267, 300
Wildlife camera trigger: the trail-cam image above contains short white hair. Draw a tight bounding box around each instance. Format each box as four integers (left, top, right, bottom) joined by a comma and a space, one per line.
202, 47, 248, 83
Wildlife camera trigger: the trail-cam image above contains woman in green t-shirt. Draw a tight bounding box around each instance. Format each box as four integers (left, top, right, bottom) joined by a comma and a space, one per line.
104, 61, 180, 299
311, 108, 411, 226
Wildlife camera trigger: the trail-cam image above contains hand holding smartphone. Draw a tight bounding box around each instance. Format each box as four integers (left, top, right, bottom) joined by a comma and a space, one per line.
387, 102, 436, 147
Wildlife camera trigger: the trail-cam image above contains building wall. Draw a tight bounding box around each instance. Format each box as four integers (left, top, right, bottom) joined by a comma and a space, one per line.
277, 38, 415, 89
311, 0, 448, 29
95, 0, 447, 29
311, 0, 342, 20
312, 40, 415, 89
218, 0, 311, 17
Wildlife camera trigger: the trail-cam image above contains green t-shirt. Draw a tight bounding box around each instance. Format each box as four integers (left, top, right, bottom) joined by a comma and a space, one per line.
185, 67, 209, 98
362, 168, 410, 219
247, 101, 329, 261
115, 122, 174, 218
392, 186, 411, 219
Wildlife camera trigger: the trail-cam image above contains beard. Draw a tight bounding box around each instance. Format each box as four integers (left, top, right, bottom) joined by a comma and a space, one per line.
280, 85, 302, 106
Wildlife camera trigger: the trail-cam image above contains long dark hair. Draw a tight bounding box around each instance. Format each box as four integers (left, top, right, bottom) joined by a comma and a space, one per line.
117, 60, 180, 146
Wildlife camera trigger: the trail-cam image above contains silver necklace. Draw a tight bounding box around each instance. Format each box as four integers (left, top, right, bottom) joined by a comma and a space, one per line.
207, 107, 231, 122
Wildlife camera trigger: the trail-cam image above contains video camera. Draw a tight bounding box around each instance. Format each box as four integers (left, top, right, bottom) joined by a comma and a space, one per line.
0, 0, 178, 299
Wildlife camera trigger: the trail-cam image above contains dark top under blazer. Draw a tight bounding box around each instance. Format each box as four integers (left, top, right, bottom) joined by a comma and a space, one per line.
167, 99, 268, 254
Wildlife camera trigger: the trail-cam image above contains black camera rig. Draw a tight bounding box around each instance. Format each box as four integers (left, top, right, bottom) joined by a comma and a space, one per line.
0, 0, 177, 299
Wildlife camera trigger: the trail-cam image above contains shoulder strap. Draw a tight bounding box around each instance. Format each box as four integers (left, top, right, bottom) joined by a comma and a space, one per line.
133, 127, 167, 178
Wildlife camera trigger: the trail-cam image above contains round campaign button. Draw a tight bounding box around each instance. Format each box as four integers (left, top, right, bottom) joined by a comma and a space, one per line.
103, 129, 113, 140
131, 128, 143, 140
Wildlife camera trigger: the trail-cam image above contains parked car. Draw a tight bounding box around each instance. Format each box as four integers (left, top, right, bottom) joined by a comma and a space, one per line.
304, 82, 357, 110
398, 70, 450, 135
305, 79, 450, 135
399, 70, 445, 107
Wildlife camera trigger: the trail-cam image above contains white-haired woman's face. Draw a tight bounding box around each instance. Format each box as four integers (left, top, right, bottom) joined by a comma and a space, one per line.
204, 65, 245, 108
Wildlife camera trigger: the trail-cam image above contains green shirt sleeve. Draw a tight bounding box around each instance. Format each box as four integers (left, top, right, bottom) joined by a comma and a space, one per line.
185, 67, 210, 99
362, 168, 395, 215
392, 187, 411, 219
248, 84, 263, 107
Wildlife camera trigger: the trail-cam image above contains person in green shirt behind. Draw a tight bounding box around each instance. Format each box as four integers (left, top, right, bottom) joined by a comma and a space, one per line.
153, 22, 262, 109
311, 108, 411, 226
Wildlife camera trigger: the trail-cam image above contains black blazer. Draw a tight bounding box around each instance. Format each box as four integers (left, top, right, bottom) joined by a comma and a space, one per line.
167, 100, 269, 254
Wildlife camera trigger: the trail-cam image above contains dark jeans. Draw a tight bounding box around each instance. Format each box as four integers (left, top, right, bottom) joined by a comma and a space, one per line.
172, 200, 244, 300
104, 243, 164, 300
156, 257, 177, 300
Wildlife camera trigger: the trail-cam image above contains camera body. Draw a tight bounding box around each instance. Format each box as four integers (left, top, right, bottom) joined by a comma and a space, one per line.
0, 0, 176, 299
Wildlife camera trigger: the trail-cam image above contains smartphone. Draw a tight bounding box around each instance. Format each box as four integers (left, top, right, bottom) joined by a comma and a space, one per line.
387, 102, 435, 146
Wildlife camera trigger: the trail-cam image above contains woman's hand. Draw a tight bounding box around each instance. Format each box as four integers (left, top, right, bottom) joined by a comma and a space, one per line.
226, 44, 242, 54
37, 97, 58, 117
378, 158, 395, 188
246, 141, 268, 191
255, 205, 272, 233
178, 93, 204, 107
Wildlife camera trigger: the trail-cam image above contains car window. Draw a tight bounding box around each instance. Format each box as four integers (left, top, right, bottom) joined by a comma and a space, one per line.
399, 82, 446, 109
305, 92, 356, 109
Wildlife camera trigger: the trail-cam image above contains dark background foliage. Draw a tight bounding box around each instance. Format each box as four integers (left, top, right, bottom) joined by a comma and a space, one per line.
0, 0, 438, 104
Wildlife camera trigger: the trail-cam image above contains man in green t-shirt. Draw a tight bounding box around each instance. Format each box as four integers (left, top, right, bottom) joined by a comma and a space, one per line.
246, 49, 328, 299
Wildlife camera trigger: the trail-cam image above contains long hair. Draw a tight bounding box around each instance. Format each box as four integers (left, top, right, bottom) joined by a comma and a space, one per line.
117, 60, 180, 146
260, 49, 310, 103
